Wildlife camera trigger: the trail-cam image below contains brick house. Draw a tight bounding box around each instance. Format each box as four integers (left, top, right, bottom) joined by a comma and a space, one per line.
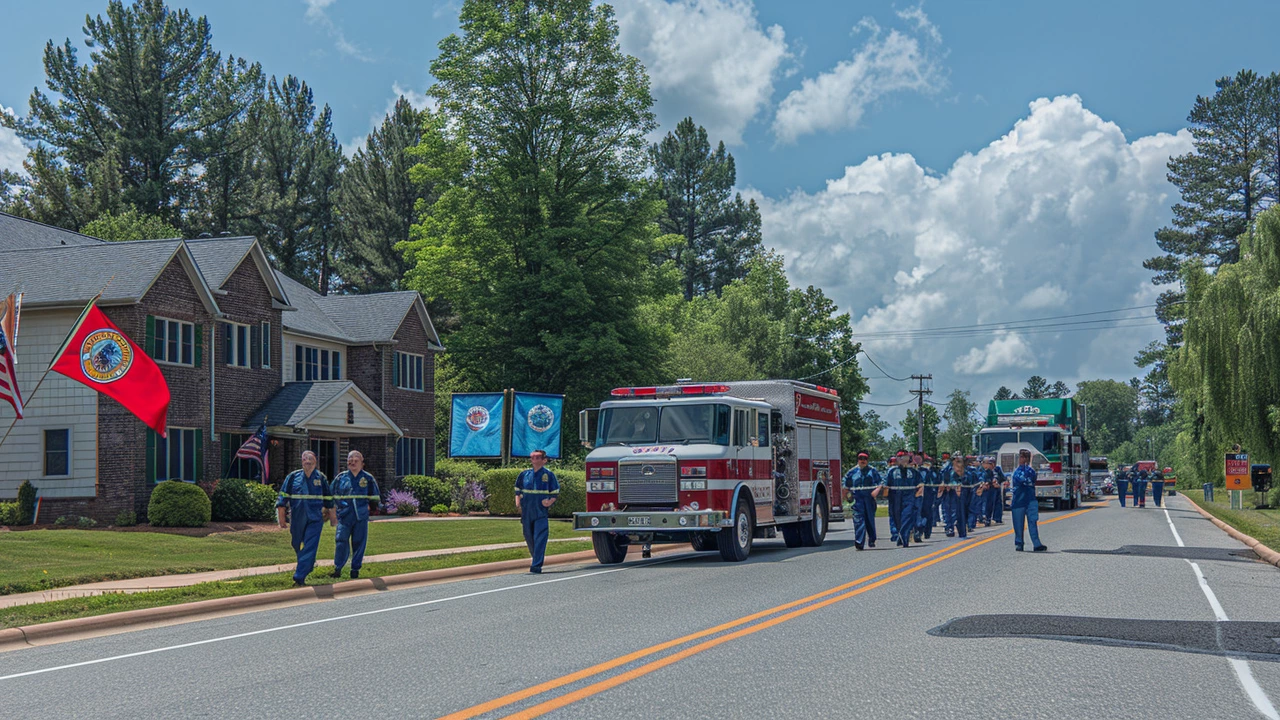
0, 212, 442, 522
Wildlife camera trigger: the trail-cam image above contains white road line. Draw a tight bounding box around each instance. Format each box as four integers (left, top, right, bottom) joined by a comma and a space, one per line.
1167, 502, 1279, 720
0, 554, 695, 683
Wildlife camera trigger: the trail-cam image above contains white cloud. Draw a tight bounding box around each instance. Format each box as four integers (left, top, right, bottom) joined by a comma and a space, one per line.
614, 0, 791, 145
304, 0, 373, 62
391, 83, 433, 113
953, 333, 1037, 375
0, 106, 25, 175
752, 95, 1193, 414
772, 10, 944, 143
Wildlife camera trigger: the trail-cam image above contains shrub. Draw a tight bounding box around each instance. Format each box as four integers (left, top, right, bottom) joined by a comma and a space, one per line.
212, 478, 275, 522
482, 469, 521, 516
549, 471, 585, 519
430, 503, 450, 514
17, 480, 36, 525
403, 475, 451, 510
54, 515, 69, 526
77, 516, 97, 528
433, 458, 489, 486
1269, 484, 1280, 509
247, 483, 279, 521
482, 468, 585, 518
148, 480, 212, 527
114, 510, 138, 527
384, 489, 420, 516
0, 501, 19, 526
462, 480, 488, 512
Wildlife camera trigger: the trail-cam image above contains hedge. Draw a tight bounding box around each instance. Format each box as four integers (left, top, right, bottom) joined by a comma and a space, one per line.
0, 501, 19, 526
483, 468, 585, 519
211, 478, 276, 522
17, 480, 36, 525
148, 480, 212, 527
403, 475, 452, 510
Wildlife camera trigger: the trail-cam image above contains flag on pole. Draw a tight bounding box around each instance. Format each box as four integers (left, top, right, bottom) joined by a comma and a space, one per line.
51, 304, 171, 436
0, 292, 20, 356
234, 423, 270, 482
0, 326, 22, 419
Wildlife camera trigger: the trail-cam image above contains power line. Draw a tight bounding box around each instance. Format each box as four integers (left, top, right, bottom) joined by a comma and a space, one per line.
854, 303, 1159, 337
857, 397, 918, 407
854, 315, 1158, 340
860, 350, 910, 381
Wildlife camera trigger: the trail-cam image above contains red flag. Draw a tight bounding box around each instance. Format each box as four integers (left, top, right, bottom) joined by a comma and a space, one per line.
51, 305, 171, 437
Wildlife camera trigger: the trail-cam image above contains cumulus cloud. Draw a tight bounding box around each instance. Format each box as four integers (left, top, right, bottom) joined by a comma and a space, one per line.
614, 0, 790, 145
304, 0, 373, 62
753, 95, 1192, 411
0, 106, 25, 174
772, 9, 944, 143
390, 83, 433, 113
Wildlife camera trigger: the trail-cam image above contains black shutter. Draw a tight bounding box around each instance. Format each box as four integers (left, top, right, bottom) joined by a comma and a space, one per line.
250, 325, 261, 369
194, 324, 203, 368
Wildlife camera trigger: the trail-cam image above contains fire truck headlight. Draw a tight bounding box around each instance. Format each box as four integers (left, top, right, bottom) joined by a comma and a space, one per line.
679, 479, 707, 491
590, 517, 600, 527
690, 501, 699, 510
678, 517, 688, 526
588, 481, 617, 492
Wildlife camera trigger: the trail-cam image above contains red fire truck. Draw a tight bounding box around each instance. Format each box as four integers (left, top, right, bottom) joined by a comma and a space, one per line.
574, 380, 844, 563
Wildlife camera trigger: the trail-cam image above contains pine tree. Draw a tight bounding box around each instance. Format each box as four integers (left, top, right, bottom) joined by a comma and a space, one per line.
1021, 376, 1051, 400
993, 386, 1014, 401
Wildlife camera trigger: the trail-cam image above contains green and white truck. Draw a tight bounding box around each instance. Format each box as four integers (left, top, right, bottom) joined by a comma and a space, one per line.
974, 398, 1089, 511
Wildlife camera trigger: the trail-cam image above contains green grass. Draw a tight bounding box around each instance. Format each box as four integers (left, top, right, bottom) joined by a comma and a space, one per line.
1192, 492, 1280, 554
0, 541, 593, 629
0, 519, 578, 596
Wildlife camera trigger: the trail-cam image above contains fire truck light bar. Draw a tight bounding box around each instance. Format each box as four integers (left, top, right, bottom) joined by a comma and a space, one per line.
611, 384, 731, 398
813, 385, 839, 397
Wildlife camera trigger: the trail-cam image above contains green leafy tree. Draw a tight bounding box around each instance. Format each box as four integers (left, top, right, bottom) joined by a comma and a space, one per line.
901, 405, 940, 457
650, 117, 762, 300
1134, 341, 1176, 427
937, 389, 978, 455
1021, 375, 1051, 400
859, 410, 894, 460
81, 208, 180, 241
1, 0, 262, 231
1073, 379, 1139, 448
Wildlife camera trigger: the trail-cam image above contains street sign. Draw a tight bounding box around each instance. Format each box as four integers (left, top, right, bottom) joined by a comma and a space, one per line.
1224, 453, 1251, 490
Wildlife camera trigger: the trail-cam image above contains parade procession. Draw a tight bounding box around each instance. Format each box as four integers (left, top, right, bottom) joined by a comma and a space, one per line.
2, 1, 1280, 718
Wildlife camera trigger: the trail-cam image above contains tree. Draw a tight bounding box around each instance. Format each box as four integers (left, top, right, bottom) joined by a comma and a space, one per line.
81, 208, 180, 241
650, 117, 762, 300
901, 405, 940, 457
1021, 376, 1051, 400
860, 410, 894, 460
1074, 379, 1138, 448
993, 386, 1015, 401
1134, 341, 1176, 427
937, 390, 978, 455
1, 0, 262, 231
1049, 380, 1070, 397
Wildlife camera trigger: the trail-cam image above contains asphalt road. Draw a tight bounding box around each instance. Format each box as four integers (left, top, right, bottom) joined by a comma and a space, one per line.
1, 494, 1278, 720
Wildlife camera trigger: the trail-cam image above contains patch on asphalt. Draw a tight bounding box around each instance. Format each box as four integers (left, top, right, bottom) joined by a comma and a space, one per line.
930, 614, 1280, 662
1063, 545, 1260, 563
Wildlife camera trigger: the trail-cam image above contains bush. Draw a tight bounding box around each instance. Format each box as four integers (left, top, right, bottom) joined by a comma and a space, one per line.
403, 475, 451, 510
483, 469, 521, 516
1269, 484, 1280, 509
0, 501, 19, 526
384, 489, 420, 516
17, 480, 36, 525
53, 515, 69, 526
114, 510, 138, 527
430, 503, 450, 514
433, 458, 489, 486
77, 516, 97, 528
482, 468, 585, 518
148, 480, 212, 527
211, 478, 275, 522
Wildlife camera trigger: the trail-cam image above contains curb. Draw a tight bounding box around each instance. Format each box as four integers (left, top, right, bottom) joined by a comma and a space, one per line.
0, 548, 601, 652
1180, 494, 1280, 569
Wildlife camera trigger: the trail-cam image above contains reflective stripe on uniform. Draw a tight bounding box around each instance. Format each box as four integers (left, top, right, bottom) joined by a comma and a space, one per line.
517, 489, 559, 495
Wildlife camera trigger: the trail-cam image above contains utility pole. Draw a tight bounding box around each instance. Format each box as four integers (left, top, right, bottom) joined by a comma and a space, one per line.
909, 374, 933, 454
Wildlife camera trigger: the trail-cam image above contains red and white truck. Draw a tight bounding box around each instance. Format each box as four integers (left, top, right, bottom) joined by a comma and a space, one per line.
574, 380, 844, 563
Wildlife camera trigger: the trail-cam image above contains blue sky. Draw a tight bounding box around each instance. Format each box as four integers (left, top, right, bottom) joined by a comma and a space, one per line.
3, 0, 1280, 423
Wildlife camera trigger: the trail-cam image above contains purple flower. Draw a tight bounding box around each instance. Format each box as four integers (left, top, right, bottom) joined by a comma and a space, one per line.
384, 489, 420, 516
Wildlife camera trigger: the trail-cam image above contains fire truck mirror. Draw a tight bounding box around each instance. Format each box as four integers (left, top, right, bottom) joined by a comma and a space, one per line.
579, 408, 600, 449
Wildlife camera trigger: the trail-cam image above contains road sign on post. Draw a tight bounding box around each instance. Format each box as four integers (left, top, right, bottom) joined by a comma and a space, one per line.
1225, 453, 1251, 490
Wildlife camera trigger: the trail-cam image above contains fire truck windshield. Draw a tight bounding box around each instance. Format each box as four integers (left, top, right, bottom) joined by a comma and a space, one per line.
979, 431, 1018, 454
1020, 430, 1062, 455
598, 404, 730, 446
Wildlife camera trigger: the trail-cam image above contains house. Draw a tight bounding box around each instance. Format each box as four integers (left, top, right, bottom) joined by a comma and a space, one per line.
0, 212, 442, 522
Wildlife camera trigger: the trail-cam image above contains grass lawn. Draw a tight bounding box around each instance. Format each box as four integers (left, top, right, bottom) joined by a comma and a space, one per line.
0, 540, 594, 629
0, 519, 579, 595
1193, 491, 1280, 554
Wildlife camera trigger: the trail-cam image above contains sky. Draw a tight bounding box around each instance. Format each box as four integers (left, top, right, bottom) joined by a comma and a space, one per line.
3, 0, 1280, 429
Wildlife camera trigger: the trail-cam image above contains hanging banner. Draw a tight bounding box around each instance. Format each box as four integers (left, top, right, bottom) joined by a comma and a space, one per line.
511, 392, 564, 459
450, 392, 505, 458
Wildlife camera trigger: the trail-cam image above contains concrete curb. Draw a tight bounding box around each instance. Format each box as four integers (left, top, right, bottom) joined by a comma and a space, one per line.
0, 549, 600, 652
1180, 494, 1280, 569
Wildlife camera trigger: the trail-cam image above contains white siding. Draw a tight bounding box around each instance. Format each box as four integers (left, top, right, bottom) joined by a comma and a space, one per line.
0, 309, 97, 499
281, 332, 347, 383
304, 389, 394, 435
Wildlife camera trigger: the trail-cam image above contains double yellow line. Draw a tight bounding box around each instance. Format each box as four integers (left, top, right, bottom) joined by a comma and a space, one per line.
445, 506, 1095, 720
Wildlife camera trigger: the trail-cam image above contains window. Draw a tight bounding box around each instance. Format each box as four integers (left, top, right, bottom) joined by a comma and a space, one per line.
321, 350, 330, 380
596, 404, 731, 446
148, 428, 202, 483
397, 437, 426, 476
395, 351, 424, 391
756, 412, 770, 448
151, 318, 195, 366
221, 433, 262, 479
261, 322, 271, 368
293, 344, 341, 382
309, 439, 337, 479
43, 429, 70, 476
732, 409, 750, 447
223, 323, 250, 368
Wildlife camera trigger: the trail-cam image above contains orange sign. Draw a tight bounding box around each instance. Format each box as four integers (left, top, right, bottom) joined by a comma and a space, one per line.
1224, 453, 1251, 490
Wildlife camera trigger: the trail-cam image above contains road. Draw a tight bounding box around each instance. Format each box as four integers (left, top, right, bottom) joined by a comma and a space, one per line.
1, 494, 1277, 720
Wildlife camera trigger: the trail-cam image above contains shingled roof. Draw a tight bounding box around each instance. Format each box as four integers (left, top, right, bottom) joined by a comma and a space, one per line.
245, 380, 402, 435
0, 212, 104, 251
274, 270, 442, 349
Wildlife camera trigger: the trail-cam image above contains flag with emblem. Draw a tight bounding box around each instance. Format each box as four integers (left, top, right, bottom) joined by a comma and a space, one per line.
235, 423, 270, 482
51, 304, 170, 436
0, 293, 20, 353
0, 325, 22, 419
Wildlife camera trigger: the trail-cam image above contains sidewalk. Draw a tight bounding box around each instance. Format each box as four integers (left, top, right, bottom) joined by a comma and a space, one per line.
0, 538, 579, 610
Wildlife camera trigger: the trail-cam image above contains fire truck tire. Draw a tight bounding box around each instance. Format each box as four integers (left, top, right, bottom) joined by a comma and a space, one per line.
1051, 498, 1062, 511
781, 524, 804, 548
592, 533, 628, 564
690, 533, 717, 552
800, 491, 828, 547
717, 504, 754, 562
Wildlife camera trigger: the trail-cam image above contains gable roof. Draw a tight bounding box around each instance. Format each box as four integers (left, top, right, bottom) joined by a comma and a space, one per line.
246, 380, 402, 436
186, 236, 289, 304
275, 270, 442, 349
273, 271, 348, 342
0, 211, 104, 251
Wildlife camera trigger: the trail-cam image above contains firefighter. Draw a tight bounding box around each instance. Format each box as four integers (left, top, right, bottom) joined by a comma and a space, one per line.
330, 450, 380, 580
1115, 465, 1129, 507
966, 456, 984, 532
1011, 448, 1047, 551
982, 456, 1007, 525
914, 454, 938, 543
276, 450, 334, 587
514, 450, 559, 573
1133, 465, 1149, 508
1150, 466, 1165, 507
843, 451, 884, 550
885, 451, 923, 548
940, 454, 972, 538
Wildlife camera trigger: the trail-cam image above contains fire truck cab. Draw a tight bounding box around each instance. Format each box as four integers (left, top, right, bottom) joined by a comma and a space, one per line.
575, 380, 843, 564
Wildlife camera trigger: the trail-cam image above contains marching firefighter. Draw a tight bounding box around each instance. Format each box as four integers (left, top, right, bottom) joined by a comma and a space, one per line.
941, 453, 974, 539
1011, 448, 1048, 552
914, 454, 938, 543
843, 451, 884, 550
1150, 466, 1165, 507
1115, 464, 1130, 507
885, 451, 924, 548
276, 450, 334, 587
330, 450, 380, 580
1133, 465, 1149, 508
982, 456, 1006, 525
514, 450, 559, 573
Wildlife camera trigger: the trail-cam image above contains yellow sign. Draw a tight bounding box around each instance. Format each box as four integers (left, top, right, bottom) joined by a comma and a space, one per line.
1224, 453, 1251, 491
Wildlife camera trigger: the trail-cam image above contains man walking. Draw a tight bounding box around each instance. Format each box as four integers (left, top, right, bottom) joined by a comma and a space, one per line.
515, 450, 559, 573
330, 450, 380, 580
1115, 465, 1129, 507
885, 451, 923, 548
940, 455, 964, 538
915, 455, 938, 543
843, 451, 884, 550
276, 450, 334, 587
1011, 449, 1047, 552
1150, 466, 1165, 507
982, 457, 1006, 525
1133, 465, 1149, 508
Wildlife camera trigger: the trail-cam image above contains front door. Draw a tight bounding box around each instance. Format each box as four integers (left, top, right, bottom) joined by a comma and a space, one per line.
734, 408, 773, 522
309, 439, 337, 480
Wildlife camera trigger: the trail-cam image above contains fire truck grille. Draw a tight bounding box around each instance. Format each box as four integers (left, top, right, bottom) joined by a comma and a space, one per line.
999, 454, 1016, 473
618, 462, 678, 505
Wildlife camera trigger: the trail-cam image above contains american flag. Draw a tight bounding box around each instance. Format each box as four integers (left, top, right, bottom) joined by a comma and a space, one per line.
235, 423, 270, 482
0, 326, 22, 419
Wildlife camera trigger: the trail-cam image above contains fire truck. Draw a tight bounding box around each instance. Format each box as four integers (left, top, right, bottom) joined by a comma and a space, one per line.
974, 398, 1088, 511
574, 380, 844, 564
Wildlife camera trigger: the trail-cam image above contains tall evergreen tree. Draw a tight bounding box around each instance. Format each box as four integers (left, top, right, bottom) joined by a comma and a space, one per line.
1049, 380, 1070, 397
0, 0, 262, 231
993, 386, 1015, 401
650, 117, 762, 300
1021, 375, 1051, 400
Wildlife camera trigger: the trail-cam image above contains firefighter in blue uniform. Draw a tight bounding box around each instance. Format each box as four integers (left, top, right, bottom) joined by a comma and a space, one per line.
943, 454, 976, 538
276, 450, 334, 587
885, 451, 923, 548
514, 449, 559, 573
842, 451, 884, 550
982, 456, 1007, 525
1115, 465, 1129, 507
1133, 465, 1149, 508
914, 454, 938, 543
1011, 449, 1048, 552
966, 456, 985, 531
330, 450, 380, 580
1150, 467, 1166, 507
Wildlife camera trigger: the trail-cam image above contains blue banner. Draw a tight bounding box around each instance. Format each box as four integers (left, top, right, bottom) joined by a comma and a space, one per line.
450, 393, 505, 458
511, 392, 564, 459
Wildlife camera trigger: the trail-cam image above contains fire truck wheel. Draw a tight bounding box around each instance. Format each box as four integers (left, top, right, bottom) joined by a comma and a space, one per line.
781, 524, 804, 548
800, 490, 828, 547
592, 532, 628, 564
717, 504, 754, 562
690, 533, 716, 552
1051, 498, 1062, 511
